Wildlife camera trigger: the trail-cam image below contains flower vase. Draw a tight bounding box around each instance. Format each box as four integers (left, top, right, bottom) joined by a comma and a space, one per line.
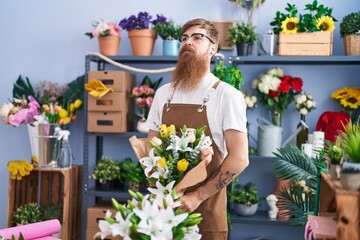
98, 35, 120, 56
271, 110, 282, 127
137, 119, 149, 133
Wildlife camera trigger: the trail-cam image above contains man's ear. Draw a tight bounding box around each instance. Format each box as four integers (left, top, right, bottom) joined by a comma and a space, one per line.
212, 44, 218, 54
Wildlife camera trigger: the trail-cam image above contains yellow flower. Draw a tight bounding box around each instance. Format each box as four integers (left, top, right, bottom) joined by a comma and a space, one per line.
331, 87, 352, 100
157, 157, 167, 168
167, 124, 176, 136
316, 16, 335, 32
177, 159, 189, 172
159, 124, 168, 137
69, 103, 75, 113
340, 94, 360, 109
74, 99, 82, 109
281, 17, 299, 34
59, 117, 71, 125
58, 108, 68, 118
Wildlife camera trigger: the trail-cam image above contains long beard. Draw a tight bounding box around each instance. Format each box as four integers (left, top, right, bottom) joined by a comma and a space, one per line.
171, 45, 208, 91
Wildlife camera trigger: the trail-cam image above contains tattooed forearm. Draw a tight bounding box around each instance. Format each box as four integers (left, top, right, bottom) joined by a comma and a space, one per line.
215, 171, 236, 190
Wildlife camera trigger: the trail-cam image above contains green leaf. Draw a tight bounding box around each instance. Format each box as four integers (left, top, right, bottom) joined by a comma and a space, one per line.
12, 75, 38, 102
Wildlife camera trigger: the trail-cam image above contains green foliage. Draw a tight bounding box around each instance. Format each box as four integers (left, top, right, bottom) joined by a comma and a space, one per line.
153, 20, 182, 40
337, 121, 360, 162
91, 156, 121, 182
62, 75, 85, 108
227, 22, 258, 45
340, 11, 360, 37
12, 75, 39, 102
119, 158, 147, 183
41, 204, 63, 223
272, 144, 327, 226
270, 0, 336, 34
227, 182, 263, 205
12, 203, 42, 225
325, 140, 343, 164
212, 61, 243, 90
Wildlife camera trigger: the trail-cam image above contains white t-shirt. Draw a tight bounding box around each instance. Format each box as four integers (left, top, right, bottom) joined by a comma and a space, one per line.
146, 73, 247, 156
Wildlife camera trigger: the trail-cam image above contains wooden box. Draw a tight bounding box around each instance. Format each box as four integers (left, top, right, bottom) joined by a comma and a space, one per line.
278, 31, 333, 56
7, 166, 83, 240
88, 111, 128, 133
211, 20, 235, 50
87, 71, 135, 92
88, 92, 130, 112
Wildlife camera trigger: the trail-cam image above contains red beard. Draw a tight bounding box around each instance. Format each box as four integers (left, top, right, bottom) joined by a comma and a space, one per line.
171, 45, 208, 91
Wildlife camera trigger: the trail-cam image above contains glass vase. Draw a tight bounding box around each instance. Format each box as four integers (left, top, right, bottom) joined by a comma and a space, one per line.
296, 114, 309, 149
271, 110, 282, 126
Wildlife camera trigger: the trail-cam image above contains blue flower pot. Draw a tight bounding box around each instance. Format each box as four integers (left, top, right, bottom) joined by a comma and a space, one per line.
163, 40, 180, 56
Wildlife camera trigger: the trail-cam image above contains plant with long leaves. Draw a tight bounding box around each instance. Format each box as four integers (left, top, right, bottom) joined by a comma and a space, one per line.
272, 144, 327, 226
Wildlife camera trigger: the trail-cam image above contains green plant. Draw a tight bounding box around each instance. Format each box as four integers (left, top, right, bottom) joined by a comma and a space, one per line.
270, 0, 336, 34
212, 61, 243, 90
340, 11, 360, 38
12, 203, 42, 225
0, 233, 24, 240
325, 140, 343, 164
119, 158, 146, 183
228, 22, 258, 45
272, 144, 327, 226
41, 204, 63, 223
153, 19, 182, 40
91, 156, 121, 182
337, 121, 360, 163
227, 182, 262, 205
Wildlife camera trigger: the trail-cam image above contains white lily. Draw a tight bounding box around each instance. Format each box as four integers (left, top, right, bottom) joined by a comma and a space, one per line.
148, 180, 175, 201
139, 148, 160, 177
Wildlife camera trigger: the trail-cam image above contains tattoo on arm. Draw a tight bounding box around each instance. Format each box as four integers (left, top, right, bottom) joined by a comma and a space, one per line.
215, 171, 236, 190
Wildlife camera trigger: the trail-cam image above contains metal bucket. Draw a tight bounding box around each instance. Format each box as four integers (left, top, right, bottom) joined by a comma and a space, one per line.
257, 118, 283, 157
27, 124, 60, 168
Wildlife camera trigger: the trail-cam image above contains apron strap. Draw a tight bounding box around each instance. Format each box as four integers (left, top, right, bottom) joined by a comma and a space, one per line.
166, 80, 221, 112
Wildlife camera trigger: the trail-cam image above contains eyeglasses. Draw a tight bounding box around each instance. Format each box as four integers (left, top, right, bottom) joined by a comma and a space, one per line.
179, 33, 215, 44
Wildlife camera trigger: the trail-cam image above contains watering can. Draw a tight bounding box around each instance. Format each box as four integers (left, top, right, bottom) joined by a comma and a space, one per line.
256, 117, 308, 157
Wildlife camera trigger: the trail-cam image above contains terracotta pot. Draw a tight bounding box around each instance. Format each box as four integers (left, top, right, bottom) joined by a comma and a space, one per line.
98, 36, 120, 56
128, 29, 157, 56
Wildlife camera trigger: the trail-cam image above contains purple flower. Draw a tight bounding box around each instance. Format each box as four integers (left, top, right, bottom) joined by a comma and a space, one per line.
119, 12, 167, 31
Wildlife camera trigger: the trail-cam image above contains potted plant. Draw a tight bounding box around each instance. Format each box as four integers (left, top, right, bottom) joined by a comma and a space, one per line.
228, 22, 257, 56
85, 19, 121, 56
41, 204, 63, 238
12, 203, 42, 225
119, 158, 147, 192
340, 11, 360, 56
91, 156, 121, 191
228, 182, 263, 216
118, 12, 167, 56
325, 139, 343, 179
212, 61, 243, 90
153, 19, 182, 56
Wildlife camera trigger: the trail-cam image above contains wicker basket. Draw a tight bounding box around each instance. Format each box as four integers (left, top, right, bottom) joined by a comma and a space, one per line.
343, 35, 360, 56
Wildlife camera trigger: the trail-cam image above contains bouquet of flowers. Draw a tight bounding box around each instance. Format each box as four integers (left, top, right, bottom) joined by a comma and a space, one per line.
129, 124, 213, 198
331, 87, 360, 122
294, 92, 316, 115
252, 67, 303, 126
131, 76, 162, 121
85, 19, 120, 39
95, 190, 202, 240
0, 75, 84, 127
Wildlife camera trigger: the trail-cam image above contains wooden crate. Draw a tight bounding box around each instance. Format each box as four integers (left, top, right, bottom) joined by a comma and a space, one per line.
211, 20, 235, 50
7, 166, 82, 240
278, 31, 333, 56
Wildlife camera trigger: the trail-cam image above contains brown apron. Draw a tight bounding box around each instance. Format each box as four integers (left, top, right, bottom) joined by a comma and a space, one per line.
161, 81, 228, 239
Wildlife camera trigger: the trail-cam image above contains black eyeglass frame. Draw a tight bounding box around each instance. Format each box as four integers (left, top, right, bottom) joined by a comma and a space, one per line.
179, 33, 215, 44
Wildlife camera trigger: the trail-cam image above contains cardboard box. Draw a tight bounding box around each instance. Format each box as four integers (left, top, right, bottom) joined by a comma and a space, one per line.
88, 92, 130, 112
87, 111, 129, 133
278, 31, 333, 56
87, 71, 135, 92
211, 20, 235, 50
87, 228, 122, 240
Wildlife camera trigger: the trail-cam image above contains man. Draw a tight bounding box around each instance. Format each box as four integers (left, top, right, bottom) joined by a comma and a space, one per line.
145, 18, 249, 239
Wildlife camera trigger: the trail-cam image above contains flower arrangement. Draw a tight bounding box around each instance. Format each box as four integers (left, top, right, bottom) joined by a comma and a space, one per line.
331, 87, 360, 122
85, 20, 120, 39
118, 12, 167, 31
294, 92, 316, 115
252, 67, 303, 126
139, 124, 213, 198
131, 76, 163, 121
270, 0, 336, 34
0, 75, 84, 127
95, 190, 202, 240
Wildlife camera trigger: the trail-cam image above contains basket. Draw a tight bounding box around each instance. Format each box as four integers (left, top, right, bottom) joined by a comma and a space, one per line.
343, 34, 360, 56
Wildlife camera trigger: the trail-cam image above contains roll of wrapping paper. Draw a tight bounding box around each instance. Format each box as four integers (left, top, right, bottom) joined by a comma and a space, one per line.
0, 219, 61, 240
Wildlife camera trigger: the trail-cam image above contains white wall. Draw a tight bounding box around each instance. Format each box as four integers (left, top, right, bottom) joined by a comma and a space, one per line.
0, 0, 359, 228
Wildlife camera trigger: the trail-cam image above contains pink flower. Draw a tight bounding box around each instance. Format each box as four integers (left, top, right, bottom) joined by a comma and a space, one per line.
151, 137, 162, 146
139, 85, 150, 94
132, 87, 142, 97
136, 97, 146, 109
187, 131, 196, 143
146, 97, 153, 108
108, 23, 120, 36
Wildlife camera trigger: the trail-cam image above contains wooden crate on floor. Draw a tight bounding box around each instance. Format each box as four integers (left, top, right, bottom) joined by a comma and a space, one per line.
7, 165, 82, 240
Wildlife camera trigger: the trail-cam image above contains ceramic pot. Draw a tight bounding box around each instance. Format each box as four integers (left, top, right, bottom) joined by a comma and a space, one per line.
234, 203, 258, 216
163, 39, 180, 56
128, 29, 157, 56
236, 42, 253, 56
340, 172, 360, 190
98, 35, 120, 56
329, 164, 341, 179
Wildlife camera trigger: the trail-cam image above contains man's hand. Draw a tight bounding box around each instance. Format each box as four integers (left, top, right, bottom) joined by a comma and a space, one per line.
179, 191, 202, 212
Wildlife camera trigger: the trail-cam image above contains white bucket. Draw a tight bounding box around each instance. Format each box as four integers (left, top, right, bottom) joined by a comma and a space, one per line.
257, 118, 283, 157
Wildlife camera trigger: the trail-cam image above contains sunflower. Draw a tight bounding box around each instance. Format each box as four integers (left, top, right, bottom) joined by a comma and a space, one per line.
316, 16, 335, 32
331, 87, 353, 100
340, 95, 360, 109
281, 17, 299, 34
